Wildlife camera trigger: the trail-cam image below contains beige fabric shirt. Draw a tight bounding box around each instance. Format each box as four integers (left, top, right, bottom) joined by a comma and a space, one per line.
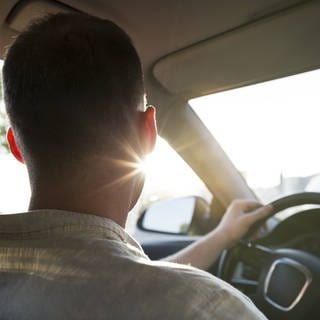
0, 210, 267, 319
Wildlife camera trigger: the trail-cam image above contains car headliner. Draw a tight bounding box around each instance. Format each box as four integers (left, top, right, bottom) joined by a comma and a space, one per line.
1, 1, 319, 104
0, 0, 319, 210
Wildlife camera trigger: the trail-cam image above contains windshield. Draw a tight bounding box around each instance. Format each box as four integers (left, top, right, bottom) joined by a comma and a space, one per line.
190, 69, 320, 203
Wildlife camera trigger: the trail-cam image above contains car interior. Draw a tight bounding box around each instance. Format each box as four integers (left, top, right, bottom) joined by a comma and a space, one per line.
1, 0, 320, 319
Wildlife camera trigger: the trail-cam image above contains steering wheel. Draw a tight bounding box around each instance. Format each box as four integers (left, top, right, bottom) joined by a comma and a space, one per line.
217, 192, 320, 320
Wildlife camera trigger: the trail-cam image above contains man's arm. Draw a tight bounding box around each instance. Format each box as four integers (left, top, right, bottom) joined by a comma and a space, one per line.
163, 200, 273, 270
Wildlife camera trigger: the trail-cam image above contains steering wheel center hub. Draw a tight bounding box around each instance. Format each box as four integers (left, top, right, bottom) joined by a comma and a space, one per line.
264, 258, 312, 311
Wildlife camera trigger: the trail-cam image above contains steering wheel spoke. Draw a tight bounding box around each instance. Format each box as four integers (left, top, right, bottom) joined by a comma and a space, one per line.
219, 241, 274, 296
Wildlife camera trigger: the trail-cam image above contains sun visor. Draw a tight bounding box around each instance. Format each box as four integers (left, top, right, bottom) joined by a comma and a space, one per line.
153, 1, 320, 97
7, 0, 74, 32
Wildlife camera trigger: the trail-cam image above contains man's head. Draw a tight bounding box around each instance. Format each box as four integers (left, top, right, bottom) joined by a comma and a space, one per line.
3, 13, 156, 184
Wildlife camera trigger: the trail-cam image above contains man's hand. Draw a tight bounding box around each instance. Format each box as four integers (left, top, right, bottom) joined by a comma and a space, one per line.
215, 199, 273, 247
164, 199, 273, 270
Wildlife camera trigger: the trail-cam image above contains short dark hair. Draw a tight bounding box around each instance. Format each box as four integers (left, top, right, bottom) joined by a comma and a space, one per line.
3, 13, 144, 171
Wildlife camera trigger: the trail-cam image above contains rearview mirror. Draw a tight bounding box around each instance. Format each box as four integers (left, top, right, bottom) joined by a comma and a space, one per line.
138, 196, 212, 235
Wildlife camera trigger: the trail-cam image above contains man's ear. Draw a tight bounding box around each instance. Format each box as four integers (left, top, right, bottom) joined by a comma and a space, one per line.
140, 106, 157, 154
7, 127, 24, 164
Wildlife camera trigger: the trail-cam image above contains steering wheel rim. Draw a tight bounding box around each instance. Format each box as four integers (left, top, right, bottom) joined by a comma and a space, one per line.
218, 192, 320, 320
245, 192, 320, 241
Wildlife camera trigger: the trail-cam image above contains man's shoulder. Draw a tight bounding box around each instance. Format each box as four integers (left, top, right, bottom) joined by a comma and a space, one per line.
128, 260, 266, 320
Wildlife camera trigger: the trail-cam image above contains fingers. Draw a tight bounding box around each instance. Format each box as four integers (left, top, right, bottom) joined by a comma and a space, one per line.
246, 204, 273, 224
230, 199, 262, 212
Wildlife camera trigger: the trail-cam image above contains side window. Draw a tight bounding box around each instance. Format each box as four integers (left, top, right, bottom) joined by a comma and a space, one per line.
142, 136, 211, 204
126, 136, 212, 234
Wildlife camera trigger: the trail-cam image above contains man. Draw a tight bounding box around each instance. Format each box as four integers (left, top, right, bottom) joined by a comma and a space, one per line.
0, 13, 272, 319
